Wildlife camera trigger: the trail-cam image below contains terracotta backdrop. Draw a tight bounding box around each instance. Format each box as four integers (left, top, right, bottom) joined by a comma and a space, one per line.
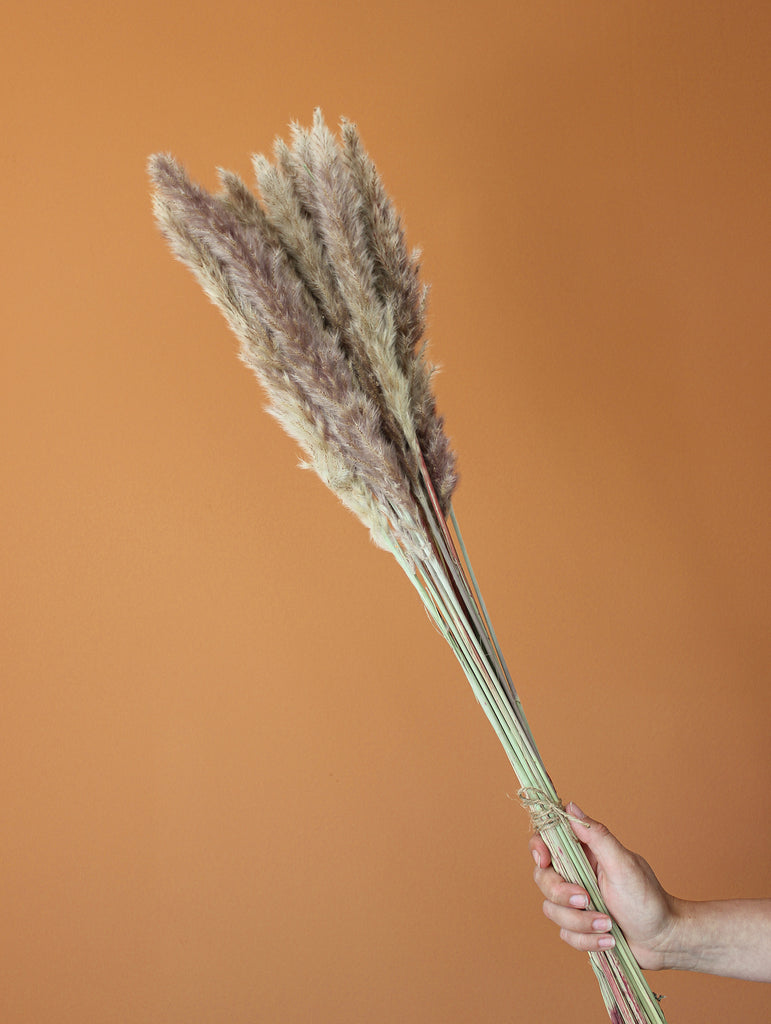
2, 2, 769, 1022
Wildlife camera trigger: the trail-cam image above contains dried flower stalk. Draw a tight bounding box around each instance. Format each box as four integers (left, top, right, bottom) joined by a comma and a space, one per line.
149, 111, 668, 1024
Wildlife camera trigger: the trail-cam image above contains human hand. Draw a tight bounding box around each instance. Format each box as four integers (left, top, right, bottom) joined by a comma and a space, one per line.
529, 803, 679, 970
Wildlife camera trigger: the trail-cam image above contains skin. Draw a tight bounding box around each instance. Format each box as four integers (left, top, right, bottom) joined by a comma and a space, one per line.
529, 803, 771, 982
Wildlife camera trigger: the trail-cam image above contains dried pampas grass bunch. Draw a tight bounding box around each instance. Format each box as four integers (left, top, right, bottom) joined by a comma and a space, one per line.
149, 111, 667, 1024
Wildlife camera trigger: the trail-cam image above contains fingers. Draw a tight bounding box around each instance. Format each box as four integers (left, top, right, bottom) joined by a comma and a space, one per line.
528, 834, 550, 870
566, 803, 647, 900
530, 835, 592, 910
528, 803, 618, 954
566, 803, 623, 868
542, 899, 616, 952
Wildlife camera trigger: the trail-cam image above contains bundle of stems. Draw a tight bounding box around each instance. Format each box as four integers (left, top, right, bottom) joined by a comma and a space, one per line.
149, 111, 668, 1024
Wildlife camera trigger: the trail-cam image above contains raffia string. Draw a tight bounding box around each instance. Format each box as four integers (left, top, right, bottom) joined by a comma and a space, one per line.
518, 787, 591, 834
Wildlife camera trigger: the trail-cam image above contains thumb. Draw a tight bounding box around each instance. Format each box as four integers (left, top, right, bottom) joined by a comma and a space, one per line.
566, 803, 628, 869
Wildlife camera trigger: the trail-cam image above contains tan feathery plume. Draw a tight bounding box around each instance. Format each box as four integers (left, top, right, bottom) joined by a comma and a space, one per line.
278, 114, 423, 489
253, 136, 421, 499
149, 152, 424, 556
339, 118, 457, 510
253, 144, 350, 332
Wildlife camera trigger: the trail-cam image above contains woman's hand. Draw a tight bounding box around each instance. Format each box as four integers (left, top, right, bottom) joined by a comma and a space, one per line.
529, 803, 771, 981
529, 803, 678, 970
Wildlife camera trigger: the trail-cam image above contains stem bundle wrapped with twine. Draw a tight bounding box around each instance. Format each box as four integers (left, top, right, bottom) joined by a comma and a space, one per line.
149, 111, 667, 1024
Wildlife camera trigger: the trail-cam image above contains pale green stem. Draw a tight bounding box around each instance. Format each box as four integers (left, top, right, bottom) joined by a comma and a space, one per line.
382, 511, 666, 1023
448, 505, 537, 747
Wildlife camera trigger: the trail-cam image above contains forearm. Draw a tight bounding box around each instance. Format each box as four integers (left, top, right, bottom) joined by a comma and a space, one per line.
664, 898, 771, 981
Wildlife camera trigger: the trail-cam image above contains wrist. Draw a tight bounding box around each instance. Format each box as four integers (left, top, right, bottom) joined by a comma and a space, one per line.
655, 897, 771, 981
654, 897, 700, 971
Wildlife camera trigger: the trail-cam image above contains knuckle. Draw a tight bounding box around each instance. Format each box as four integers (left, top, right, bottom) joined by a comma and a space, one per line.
560, 928, 582, 951
549, 881, 570, 906
559, 927, 595, 952
618, 850, 637, 873
533, 867, 548, 893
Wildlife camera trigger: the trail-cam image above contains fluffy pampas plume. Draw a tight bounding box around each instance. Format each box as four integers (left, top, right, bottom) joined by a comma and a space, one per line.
149, 111, 668, 1024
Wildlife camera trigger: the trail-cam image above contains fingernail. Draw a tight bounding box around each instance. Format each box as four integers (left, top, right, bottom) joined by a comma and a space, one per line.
569, 894, 589, 909
592, 916, 612, 932
532, 850, 541, 868
568, 802, 586, 819
598, 936, 615, 950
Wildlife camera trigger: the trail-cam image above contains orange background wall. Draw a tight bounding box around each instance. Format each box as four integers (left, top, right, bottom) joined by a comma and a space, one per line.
2, 3, 769, 1022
